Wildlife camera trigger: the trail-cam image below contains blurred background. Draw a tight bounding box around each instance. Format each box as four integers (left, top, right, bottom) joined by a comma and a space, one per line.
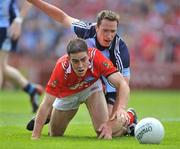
5, 0, 180, 90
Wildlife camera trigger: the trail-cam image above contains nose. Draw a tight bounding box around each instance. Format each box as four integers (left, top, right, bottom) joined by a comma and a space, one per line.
105, 32, 113, 40
78, 61, 83, 67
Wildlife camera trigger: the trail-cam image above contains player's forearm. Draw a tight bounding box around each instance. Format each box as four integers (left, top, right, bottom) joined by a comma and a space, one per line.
114, 85, 129, 111
32, 101, 51, 139
27, 0, 73, 28
19, 1, 32, 19
108, 72, 130, 111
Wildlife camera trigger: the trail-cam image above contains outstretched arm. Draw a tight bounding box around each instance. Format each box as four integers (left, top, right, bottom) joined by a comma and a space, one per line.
27, 0, 79, 28
98, 72, 130, 139
32, 93, 56, 140
107, 72, 130, 121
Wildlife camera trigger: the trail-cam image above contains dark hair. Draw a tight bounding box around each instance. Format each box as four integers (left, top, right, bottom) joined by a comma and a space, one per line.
96, 10, 120, 27
67, 38, 88, 55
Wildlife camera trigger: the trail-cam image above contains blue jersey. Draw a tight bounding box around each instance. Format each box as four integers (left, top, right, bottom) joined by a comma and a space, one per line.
71, 21, 130, 93
0, 0, 19, 27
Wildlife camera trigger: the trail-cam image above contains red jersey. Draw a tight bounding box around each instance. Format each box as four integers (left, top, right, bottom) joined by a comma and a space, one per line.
46, 48, 117, 98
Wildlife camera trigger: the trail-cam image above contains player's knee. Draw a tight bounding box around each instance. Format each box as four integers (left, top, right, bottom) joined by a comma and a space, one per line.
112, 128, 127, 137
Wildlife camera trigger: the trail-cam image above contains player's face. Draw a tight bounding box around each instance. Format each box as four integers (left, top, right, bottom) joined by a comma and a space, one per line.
96, 19, 118, 47
69, 51, 89, 77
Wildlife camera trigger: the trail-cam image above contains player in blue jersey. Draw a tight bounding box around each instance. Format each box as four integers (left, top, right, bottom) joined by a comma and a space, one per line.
0, 0, 43, 113
26, 0, 137, 136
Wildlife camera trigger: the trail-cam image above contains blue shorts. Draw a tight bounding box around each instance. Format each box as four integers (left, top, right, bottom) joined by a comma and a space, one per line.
105, 92, 116, 105
0, 27, 18, 52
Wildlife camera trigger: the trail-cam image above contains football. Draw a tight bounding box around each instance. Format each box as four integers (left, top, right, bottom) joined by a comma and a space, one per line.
135, 117, 164, 144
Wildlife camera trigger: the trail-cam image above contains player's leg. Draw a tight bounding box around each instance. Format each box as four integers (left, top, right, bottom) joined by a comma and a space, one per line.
49, 93, 83, 136
4, 54, 29, 87
49, 108, 78, 136
86, 90, 127, 137
0, 29, 43, 112
86, 90, 109, 134
0, 51, 7, 88
0, 27, 7, 88
3, 53, 43, 112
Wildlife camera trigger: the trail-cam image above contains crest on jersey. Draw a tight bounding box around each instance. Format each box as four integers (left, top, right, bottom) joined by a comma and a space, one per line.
103, 62, 111, 68
50, 80, 58, 88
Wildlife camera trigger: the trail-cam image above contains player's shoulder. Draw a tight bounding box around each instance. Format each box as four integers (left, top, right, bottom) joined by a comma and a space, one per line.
88, 47, 99, 56
115, 35, 128, 47
88, 47, 105, 62
56, 54, 69, 69
73, 21, 96, 28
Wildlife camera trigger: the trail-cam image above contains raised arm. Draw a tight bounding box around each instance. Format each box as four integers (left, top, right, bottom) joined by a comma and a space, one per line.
27, 0, 79, 28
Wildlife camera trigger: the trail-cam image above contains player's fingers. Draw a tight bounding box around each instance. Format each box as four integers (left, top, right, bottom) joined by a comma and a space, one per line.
31, 137, 40, 140
110, 114, 116, 121
125, 113, 130, 126
103, 134, 112, 140
97, 124, 104, 132
98, 130, 105, 139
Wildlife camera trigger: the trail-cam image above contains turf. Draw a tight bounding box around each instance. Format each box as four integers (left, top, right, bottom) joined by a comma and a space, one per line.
0, 90, 179, 149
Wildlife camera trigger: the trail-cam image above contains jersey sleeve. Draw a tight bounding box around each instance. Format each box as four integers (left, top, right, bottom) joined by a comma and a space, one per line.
119, 38, 130, 68
72, 21, 96, 39
119, 39, 130, 77
45, 60, 63, 97
94, 49, 118, 78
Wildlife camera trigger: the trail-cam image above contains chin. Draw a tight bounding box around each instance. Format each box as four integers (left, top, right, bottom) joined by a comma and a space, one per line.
79, 73, 85, 77
76, 72, 85, 77
103, 43, 111, 47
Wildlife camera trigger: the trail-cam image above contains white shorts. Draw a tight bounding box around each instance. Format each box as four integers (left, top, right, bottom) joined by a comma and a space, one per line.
53, 79, 103, 111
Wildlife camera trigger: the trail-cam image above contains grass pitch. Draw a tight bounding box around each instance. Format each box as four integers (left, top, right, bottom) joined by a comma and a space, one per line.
0, 90, 179, 149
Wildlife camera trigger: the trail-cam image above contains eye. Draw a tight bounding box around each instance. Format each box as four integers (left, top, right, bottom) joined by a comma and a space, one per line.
111, 30, 116, 33
80, 57, 87, 62
72, 59, 79, 64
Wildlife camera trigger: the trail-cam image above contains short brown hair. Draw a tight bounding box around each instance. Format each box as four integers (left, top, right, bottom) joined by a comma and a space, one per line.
67, 38, 88, 55
96, 10, 120, 26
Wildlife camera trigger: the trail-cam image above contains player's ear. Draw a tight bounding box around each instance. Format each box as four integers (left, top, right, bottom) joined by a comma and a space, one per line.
95, 24, 99, 32
67, 54, 71, 61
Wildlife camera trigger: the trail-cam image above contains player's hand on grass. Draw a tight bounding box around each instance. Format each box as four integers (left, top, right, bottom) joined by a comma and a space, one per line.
31, 132, 41, 140
31, 135, 40, 140
98, 122, 112, 140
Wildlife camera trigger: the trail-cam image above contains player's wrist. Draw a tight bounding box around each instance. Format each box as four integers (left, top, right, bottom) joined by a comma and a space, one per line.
14, 16, 23, 24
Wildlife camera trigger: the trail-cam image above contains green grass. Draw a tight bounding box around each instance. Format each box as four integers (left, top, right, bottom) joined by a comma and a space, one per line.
0, 90, 180, 149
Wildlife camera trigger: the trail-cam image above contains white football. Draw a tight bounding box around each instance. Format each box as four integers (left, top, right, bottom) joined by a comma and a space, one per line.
135, 117, 164, 144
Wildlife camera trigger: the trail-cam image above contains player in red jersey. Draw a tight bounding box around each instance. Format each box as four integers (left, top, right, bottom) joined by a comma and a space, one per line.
46, 48, 117, 98
32, 38, 136, 140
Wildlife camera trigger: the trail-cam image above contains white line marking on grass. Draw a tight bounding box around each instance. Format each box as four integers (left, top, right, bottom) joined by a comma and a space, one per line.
160, 117, 180, 122
0, 118, 180, 127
